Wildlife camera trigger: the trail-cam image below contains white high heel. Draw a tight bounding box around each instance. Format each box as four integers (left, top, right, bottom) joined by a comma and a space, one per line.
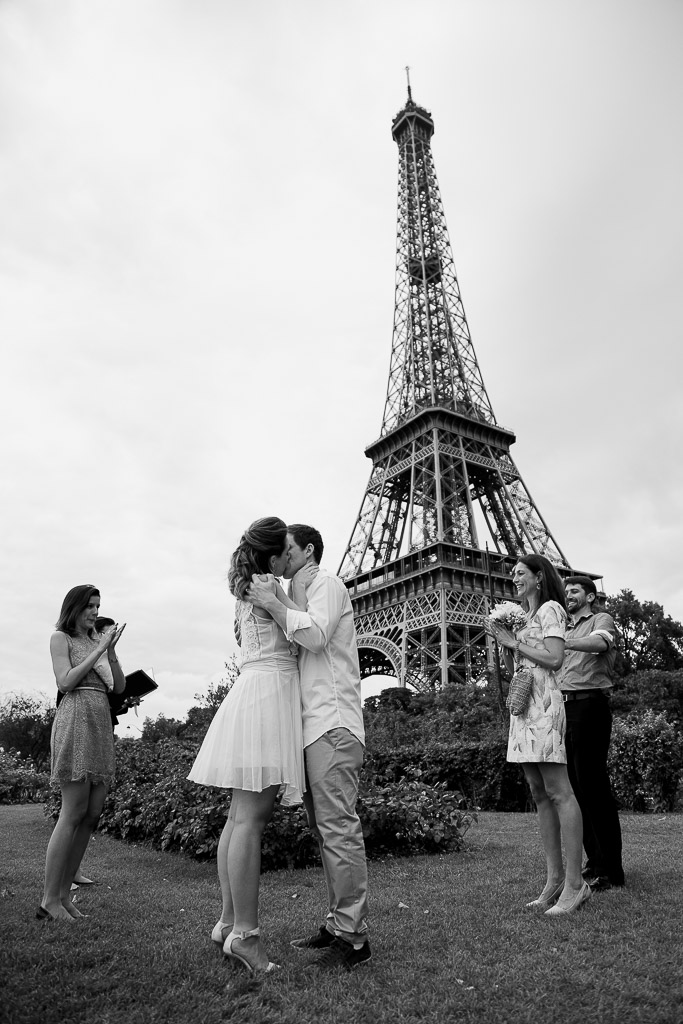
223, 927, 279, 973
211, 920, 233, 947
545, 881, 592, 916
525, 878, 565, 910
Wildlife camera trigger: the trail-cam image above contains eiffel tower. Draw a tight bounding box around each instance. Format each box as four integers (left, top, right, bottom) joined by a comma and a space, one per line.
338, 80, 573, 690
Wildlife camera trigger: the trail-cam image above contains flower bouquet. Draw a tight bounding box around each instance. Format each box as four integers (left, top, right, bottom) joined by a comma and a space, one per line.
486, 601, 527, 634
484, 602, 534, 715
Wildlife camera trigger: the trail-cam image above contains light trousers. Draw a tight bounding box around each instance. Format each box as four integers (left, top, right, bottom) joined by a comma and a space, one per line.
303, 728, 369, 945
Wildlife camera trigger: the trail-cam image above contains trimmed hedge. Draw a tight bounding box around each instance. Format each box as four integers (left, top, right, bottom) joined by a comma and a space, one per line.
365, 740, 531, 812
609, 710, 683, 812
367, 713, 683, 814
44, 738, 475, 868
41, 702, 683, 869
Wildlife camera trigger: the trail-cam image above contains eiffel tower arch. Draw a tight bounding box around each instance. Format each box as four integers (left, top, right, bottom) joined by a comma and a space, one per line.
338, 83, 578, 691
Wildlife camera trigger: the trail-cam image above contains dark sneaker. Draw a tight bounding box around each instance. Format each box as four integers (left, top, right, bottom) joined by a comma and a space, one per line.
303, 937, 371, 972
290, 925, 336, 950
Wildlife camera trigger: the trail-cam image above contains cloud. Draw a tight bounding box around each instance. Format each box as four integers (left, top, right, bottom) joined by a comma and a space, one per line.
2, 0, 682, 723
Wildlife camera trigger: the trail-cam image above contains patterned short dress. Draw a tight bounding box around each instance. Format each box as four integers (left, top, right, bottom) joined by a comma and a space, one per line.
50, 633, 116, 789
188, 600, 304, 806
507, 600, 568, 764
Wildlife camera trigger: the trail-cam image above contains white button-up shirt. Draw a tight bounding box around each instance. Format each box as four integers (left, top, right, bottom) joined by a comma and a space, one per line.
285, 567, 365, 749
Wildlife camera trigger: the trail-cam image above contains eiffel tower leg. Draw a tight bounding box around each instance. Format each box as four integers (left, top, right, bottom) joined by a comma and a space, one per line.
440, 590, 448, 688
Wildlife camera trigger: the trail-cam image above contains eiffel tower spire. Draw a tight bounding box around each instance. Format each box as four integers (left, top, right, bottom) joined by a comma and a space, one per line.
338, 87, 572, 689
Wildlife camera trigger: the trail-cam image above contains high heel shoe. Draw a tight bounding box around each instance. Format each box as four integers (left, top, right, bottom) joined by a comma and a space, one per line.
36, 904, 75, 922
211, 920, 233, 947
223, 928, 279, 974
525, 878, 565, 910
545, 881, 592, 916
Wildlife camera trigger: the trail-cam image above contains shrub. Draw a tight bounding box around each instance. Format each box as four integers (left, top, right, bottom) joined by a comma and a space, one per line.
608, 710, 683, 812
365, 740, 531, 812
359, 769, 475, 856
364, 682, 505, 750
610, 669, 683, 728
46, 737, 475, 866
0, 693, 55, 771
0, 747, 50, 804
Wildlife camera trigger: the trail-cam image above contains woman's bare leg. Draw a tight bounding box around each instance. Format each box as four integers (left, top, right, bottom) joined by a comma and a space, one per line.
538, 763, 584, 894
523, 764, 565, 898
217, 813, 235, 927
60, 783, 107, 915
225, 786, 279, 970
42, 782, 90, 920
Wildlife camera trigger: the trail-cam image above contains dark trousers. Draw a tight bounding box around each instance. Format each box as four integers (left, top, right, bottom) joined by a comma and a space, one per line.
564, 692, 625, 885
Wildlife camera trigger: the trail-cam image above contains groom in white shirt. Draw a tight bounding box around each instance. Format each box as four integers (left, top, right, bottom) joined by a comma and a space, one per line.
247, 524, 371, 971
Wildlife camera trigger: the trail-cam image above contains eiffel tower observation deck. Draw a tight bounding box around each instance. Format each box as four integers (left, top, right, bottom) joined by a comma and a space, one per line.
338, 82, 578, 690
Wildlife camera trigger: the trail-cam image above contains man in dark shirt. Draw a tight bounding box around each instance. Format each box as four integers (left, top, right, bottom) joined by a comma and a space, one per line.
560, 577, 625, 890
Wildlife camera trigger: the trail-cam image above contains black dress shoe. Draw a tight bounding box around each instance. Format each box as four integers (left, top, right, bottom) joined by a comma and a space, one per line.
303, 938, 371, 972
291, 924, 336, 950
587, 875, 625, 891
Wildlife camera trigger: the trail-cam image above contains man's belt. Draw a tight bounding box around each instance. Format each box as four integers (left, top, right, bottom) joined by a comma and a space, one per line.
561, 690, 606, 702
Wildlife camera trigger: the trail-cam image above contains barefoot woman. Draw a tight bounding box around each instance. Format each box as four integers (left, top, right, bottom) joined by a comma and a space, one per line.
41, 585, 125, 921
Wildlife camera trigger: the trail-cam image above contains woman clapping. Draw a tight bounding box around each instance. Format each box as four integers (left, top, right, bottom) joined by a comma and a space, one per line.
40, 585, 125, 921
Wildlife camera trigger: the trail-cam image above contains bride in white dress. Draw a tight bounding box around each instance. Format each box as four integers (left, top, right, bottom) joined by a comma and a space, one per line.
188, 517, 312, 974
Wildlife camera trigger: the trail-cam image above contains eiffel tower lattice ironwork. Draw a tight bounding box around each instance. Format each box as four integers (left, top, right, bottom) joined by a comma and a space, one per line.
338, 84, 571, 690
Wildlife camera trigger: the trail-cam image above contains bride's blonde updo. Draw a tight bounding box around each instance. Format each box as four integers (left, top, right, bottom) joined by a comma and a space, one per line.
228, 517, 288, 600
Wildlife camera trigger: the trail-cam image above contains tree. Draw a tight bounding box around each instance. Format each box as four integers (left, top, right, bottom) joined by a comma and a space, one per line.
140, 657, 242, 745
610, 669, 683, 727
607, 590, 683, 675
182, 656, 242, 741
140, 714, 185, 744
0, 693, 55, 770
193, 656, 240, 713
363, 678, 504, 751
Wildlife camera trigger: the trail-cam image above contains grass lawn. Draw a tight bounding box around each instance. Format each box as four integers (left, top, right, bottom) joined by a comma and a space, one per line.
0, 805, 681, 1024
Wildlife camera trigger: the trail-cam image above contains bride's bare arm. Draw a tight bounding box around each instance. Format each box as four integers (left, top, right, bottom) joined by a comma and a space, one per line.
274, 564, 319, 611
273, 580, 300, 610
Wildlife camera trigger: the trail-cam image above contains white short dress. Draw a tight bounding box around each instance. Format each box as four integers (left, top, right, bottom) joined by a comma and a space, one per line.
188, 600, 304, 806
507, 600, 568, 764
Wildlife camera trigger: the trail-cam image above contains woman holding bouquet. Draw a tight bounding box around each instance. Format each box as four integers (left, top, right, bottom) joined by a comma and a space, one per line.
486, 554, 590, 916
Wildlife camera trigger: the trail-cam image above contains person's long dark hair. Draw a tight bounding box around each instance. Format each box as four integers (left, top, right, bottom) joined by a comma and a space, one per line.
228, 517, 287, 600
516, 554, 567, 612
55, 585, 100, 637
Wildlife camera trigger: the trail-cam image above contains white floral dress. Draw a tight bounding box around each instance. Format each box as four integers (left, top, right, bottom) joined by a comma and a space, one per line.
188, 600, 304, 806
507, 600, 568, 764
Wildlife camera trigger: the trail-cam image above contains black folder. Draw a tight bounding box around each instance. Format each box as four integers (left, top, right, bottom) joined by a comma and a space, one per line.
122, 669, 158, 698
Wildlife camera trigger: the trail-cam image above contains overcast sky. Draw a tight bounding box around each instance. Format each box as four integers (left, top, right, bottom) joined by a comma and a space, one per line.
2, 0, 681, 733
